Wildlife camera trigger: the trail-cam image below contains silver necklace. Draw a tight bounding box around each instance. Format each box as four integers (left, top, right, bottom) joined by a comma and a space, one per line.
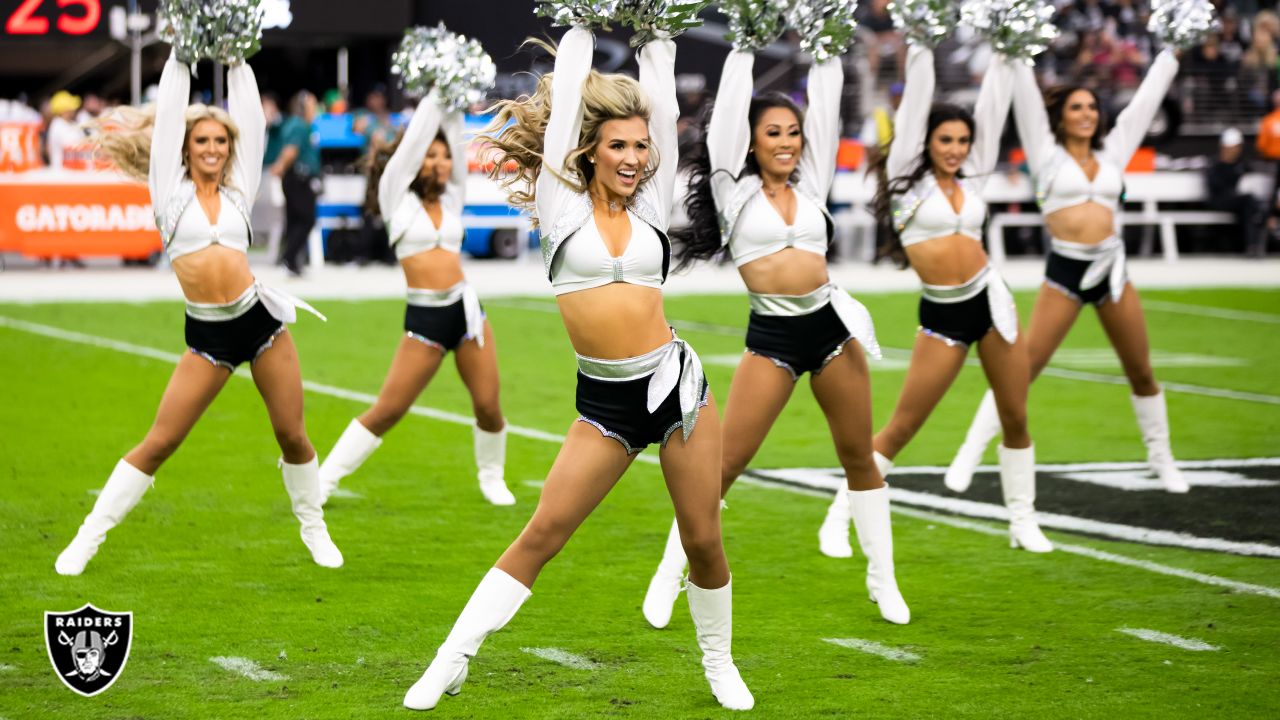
764, 181, 790, 198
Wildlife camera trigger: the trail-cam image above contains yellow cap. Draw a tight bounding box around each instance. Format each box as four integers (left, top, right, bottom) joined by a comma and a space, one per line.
50, 90, 81, 116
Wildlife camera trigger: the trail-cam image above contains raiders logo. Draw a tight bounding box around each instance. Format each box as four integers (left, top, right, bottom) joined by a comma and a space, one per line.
44, 603, 133, 697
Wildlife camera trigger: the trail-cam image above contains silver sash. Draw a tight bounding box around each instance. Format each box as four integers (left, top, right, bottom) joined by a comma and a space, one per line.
575, 330, 705, 442
1051, 236, 1126, 303
406, 281, 485, 348
748, 283, 882, 359
185, 282, 325, 324
921, 265, 1018, 344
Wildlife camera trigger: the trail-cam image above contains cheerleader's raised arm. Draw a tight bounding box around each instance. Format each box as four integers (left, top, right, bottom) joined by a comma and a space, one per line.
226, 60, 265, 203
965, 54, 1015, 182
635, 34, 678, 230
148, 53, 191, 214
1101, 48, 1179, 168
887, 43, 936, 180
796, 56, 843, 201
707, 50, 755, 213
535, 25, 595, 226
378, 91, 448, 221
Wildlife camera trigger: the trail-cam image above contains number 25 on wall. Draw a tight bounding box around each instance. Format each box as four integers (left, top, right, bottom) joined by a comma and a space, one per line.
6, 0, 101, 35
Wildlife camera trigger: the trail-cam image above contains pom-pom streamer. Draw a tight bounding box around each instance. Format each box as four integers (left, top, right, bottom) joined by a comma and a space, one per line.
960, 0, 1059, 62
1148, 0, 1218, 51
788, 0, 859, 63
159, 0, 265, 67
887, 0, 957, 48
391, 24, 497, 112
719, 0, 793, 52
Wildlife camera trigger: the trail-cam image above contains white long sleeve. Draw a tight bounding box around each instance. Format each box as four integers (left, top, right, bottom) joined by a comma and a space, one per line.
887, 44, 935, 180
378, 92, 446, 221
534, 26, 595, 227
796, 57, 843, 200
635, 35, 678, 230
226, 61, 265, 201
1010, 59, 1054, 177
442, 108, 469, 207
149, 53, 191, 213
964, 52, 1014, 185
1101, 48, 1178, 168
707, 50, 755, 211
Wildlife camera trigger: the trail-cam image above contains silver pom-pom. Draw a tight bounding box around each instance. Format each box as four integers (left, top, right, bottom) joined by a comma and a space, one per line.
536, 0, 710, 43
534, 0, 624, 31
960, 0, 1058, 62
720, 0, 794, 52
619, 1, 712, 47
391, 24, 497, 112
159, 0, 265, 67
788, 0, 859, 63
887, 0, 957, 48
1148, 0, 1218, 51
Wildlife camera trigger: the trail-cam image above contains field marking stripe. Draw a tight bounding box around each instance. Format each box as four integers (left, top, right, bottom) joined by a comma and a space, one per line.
1142, 299, 1280, 325
821, 638, 921, 662
6, 315, 1275, 593
520, 647, 600, 670
1115, 628, 1220, 651
209, 656, 288, 681
734, 475, 1280, 600
484, 304, 1280, 405
746, 469, 1280, 558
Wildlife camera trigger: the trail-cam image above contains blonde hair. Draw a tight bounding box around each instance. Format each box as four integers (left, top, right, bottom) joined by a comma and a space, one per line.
92, 104, 240, 187
480, 40, 657, 226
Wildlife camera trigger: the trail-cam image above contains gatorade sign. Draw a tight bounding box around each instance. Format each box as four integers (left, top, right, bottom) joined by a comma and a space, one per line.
0, 178, 160, 258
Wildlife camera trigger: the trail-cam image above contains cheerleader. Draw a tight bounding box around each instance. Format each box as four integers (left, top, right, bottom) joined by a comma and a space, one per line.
54, 49, 341, 575
402, 26, 753, 712
870, 39, 1054, 553
317, 89, 515, 507
945, 49, 1189, 495
641, 49, 908, 627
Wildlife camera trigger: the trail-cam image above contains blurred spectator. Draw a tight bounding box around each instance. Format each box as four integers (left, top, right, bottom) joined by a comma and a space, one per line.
45, 90, 85, 170
322, 88, 348, 115
271, 90, 321, 276
1240, 26, 1278, 109
858, 0, 904, 82
1207, 128, 1266, 256
1218, 8, 1251, 66
75, 93, 105, 126
352, 86, 397, 152
1254, 89, 1280, 242
261, 92, 284, 167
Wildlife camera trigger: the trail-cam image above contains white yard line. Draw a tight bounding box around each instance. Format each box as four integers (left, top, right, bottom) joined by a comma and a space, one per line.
1142, 299, 1280, 325
6, 316, 1276, 596
520, 647, 600, 670
734, 476, 1280, 601
748, 468, 1280, 558
821, 638, 921, 663
0, 663, 15, 671
209, 656, 288, 681
1115, 628, 1220, 651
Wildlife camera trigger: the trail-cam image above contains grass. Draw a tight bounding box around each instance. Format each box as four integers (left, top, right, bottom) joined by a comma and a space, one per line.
0, 287, 1277, 718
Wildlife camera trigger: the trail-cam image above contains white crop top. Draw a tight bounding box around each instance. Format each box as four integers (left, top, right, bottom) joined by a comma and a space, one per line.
709, 50, 842, 255
887, 45, 1013, 247
730, 191, 828, 266
897, 181, 986, 248
149, 53, 263, 262
550, 211, 665, 295
1012, 49, 1178, 219
394, 209, 464, 259
168, 198, 251, 260
379, 94, 470, 260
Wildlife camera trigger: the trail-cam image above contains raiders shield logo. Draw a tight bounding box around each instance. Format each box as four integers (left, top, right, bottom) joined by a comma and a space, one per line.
44, 603, 133, 697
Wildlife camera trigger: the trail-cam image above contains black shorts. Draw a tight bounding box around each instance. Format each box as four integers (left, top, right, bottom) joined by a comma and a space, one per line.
575, 371, 710, 455
185, 301, 286, 370
404, 299, 480, 352
745, 303, 854, 380
1044, 251, 1115, 306
918, 289, 994, 349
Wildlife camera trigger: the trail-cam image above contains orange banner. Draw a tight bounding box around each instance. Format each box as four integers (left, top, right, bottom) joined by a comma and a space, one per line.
0, 178, 161, 259
0, 121, 42, 172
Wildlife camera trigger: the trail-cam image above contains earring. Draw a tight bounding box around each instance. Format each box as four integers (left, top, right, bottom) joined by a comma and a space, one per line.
588, 157, 596, 164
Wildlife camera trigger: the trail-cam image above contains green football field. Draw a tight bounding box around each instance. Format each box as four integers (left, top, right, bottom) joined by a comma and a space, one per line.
1, 287, 1278, 718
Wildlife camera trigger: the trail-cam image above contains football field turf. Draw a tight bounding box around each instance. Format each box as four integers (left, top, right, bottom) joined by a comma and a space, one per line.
1, 287, 1277, 718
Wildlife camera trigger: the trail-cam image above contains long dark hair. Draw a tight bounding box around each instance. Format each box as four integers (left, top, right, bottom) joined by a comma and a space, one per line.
671, 92, 806, 271
1044, 85, 1105, 150
870, 103, 975, 268
362, 129, 450, 216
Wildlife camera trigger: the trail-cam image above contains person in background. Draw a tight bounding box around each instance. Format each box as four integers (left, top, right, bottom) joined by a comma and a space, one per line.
1254, 89, 1280, 242
270, 90, 321, 276
46, 90, 85, 170
1208, 128, 1267, 257
76, 93, 105, 126
254, 92, 287, 262
354, 86, 398, 153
